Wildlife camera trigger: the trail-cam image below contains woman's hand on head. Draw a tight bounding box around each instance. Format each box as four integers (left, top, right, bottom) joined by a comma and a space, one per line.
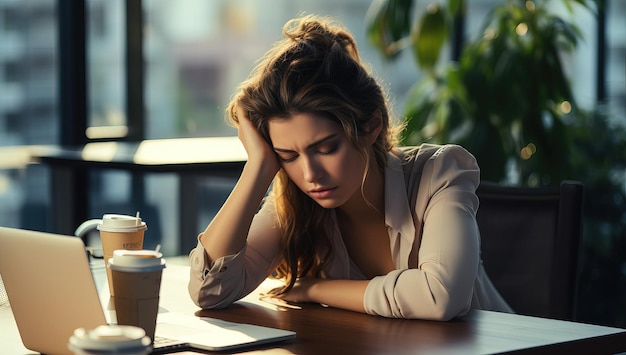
235, 105, 280, 176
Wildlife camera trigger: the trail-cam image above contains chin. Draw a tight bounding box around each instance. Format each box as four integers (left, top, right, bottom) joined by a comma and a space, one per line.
312, 198, 343, 209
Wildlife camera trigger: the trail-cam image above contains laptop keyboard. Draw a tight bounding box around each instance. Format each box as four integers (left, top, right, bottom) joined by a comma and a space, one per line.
151, 336, 189, 354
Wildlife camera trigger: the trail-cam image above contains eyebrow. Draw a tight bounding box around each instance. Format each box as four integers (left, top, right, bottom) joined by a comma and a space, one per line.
273, 133, 338, 153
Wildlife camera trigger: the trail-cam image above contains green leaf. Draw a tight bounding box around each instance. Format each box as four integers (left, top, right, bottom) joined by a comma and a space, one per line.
365, 0, 414, 60
412, 4, 447, 71
448, 0, 466, 17
365, 0, 393, 58
388, 0, 414, 42
563, 0, 593, 13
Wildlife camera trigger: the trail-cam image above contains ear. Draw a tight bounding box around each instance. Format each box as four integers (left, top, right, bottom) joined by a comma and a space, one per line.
361, 110, 383, 145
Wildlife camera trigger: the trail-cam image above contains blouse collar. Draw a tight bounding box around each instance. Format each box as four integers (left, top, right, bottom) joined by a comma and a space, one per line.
384, 151, 416, 269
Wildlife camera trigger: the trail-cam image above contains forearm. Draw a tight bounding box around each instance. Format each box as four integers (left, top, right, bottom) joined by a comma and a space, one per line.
308, 279, 370, 313
200, 160, 276, 262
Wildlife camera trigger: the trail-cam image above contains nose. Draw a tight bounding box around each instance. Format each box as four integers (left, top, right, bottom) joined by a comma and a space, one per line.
302, 155, 324, 183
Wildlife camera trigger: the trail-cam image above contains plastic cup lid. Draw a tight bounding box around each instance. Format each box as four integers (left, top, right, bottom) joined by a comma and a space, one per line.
108, 250, 166, 272
97, 214, 147, 232
68, 325, 152, 353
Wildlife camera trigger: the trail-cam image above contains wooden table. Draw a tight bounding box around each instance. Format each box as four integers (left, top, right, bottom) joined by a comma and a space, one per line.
195, 293, 626, 354
34, 137, 247, 254
2, 258, 626, 354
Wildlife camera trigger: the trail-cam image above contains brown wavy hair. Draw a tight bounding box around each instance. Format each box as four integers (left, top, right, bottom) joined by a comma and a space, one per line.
227, 15, 401, 295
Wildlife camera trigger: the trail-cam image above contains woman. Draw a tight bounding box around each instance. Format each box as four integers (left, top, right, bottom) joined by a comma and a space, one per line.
188, 15, 512, 320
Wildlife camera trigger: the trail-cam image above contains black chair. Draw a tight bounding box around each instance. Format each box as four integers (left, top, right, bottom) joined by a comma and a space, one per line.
476, 180, 584, 321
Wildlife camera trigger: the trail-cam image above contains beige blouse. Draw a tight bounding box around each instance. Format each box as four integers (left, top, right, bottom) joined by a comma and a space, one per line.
188, 144, 513, 320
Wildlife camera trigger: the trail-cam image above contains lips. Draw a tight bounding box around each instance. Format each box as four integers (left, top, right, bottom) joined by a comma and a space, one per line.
308, 186, 337, 199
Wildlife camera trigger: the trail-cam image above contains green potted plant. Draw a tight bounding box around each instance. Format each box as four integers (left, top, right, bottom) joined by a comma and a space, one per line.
366, 0, 588, 186
366, 0, 626, 327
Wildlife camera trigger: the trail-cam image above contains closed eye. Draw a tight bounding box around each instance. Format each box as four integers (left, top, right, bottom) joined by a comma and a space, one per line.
278, 142, 339, 163
273, 133, 339, 163
277, 153, 298, 163
317, 142, 339, 156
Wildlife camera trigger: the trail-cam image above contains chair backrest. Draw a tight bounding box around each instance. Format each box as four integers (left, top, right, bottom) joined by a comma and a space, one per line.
476, 180, 584, 321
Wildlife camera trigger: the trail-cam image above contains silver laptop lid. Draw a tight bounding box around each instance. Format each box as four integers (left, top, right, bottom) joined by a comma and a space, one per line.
0, 227, 107, 355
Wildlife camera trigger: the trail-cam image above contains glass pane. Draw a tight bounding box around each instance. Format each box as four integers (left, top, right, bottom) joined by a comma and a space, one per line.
0, 0, 57, 230
606, 0, 626, 122
0, 1, 58, 145
86, 0, 126, 139
142, 0, 423, 139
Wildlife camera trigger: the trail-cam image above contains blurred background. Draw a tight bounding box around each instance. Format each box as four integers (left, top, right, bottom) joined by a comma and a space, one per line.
0, 0, 624, 327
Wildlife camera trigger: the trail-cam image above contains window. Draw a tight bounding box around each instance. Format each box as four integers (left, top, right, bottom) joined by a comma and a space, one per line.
87, 0, 126, 138
0, 0, 57, 231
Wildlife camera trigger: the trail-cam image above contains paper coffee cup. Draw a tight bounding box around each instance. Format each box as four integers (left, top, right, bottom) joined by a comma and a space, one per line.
98, 214, 147, 296
68, 325, 152, 355
109, 250, 166, 342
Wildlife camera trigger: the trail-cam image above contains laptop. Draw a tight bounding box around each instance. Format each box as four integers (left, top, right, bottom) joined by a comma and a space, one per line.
0, 227, 295, 355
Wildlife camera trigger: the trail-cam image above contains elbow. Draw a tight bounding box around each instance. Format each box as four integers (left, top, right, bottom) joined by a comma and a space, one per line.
428, 301, 469, 321
422, 292, 472, 321
190, 293, 210, 309
188, 283, 233, 310
188, 279, 210, 309
195, 297, 230, 311
188, 271, 254, 311
187, 274, 230, 310
395, 285, 471, 321
187, 247, 239, 310
384, 296, 468, 321
188, 270, 247, 310
365, 270, 472, 321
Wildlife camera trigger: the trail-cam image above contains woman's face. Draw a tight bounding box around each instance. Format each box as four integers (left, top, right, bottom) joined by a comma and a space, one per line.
268, 113, 367, 209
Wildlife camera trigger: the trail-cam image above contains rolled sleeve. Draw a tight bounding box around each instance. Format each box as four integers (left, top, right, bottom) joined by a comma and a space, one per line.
363, 145, 480, 320
364, 266, 474, 320
187, 196, 282, 309
188, 240, 247, 309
